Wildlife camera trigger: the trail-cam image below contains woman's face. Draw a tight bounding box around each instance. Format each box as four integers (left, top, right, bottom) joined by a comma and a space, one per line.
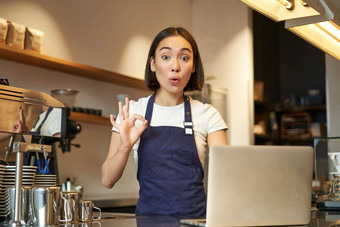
150, 34, 195, 95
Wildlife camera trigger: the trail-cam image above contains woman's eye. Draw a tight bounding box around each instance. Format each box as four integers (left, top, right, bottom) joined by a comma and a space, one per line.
161, 55, 170, 60
180, 56, 190, 61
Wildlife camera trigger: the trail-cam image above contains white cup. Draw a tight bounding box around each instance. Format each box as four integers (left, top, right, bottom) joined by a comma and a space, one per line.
328, 152, 340, 173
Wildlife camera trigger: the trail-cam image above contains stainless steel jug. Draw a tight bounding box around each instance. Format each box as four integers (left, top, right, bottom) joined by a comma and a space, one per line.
79, 200, 101, 222
8, 186, 33, 225
31, 186, 71, 226
60, 191, 79, 224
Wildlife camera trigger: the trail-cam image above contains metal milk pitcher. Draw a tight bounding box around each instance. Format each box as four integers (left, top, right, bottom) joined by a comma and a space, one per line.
31, 186, 69, 226
79, 200, 102, 222
8, 186, 33, 225
60, 191, 79, 224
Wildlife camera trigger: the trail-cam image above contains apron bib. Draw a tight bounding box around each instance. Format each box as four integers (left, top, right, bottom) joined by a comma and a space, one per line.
135, 93, 206, 218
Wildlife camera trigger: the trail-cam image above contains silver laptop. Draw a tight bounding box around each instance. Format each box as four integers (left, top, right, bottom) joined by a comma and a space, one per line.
181, 145, 313, 226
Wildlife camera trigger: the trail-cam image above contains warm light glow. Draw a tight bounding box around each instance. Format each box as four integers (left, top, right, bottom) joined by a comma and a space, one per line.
240, 0, 320, 21
315, 20, 340, 42
288, 23, 340, 60
242, 0, 340, 60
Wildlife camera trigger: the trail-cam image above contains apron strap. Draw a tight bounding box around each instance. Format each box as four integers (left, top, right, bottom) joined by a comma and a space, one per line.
145, 93, 155, 124
145, 93, 193, 135
183, 96, 193, 135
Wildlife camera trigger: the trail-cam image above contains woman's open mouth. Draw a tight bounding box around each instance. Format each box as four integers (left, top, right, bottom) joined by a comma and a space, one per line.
170, 77, 180, 84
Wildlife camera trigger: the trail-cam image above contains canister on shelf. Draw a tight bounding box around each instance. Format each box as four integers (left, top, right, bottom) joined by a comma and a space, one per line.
24, 27, 44, 53
0, 17, 8, 44
6, 21, 25, 50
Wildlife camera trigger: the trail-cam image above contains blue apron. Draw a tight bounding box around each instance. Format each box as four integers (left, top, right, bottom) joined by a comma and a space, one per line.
135, 93, 206, 218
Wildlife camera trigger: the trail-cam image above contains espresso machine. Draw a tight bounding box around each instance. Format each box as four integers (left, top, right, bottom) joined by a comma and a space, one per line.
0, 81, 66, 225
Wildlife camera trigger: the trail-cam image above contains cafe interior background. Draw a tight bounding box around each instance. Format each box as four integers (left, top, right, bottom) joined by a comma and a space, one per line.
0, 0, 339, 206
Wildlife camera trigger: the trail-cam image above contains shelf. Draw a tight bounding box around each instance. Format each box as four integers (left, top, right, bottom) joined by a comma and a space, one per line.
255, 133, 315, 142
274, 105, 326, 113
280, 136, 314, 142
254, 133, 279, 140
69, 112, 111, 126
0, 43, 147, 91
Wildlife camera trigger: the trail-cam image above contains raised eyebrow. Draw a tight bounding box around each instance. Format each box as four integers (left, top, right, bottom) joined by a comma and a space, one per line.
159, 47, 171, 51
181, 47, 192, 53
159, 47, 192, 53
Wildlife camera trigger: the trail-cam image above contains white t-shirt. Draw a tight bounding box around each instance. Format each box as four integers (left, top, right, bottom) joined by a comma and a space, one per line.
113, 95, 228, 168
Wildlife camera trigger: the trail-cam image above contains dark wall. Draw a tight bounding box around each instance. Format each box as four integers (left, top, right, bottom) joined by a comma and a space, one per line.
278, 23, 326, 100
253, 10, 326, 105
253, 10, 281, 104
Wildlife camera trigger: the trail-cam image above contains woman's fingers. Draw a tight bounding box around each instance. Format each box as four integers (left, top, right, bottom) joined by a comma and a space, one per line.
118, 97, 130, 121
110, 114, 116, 126
130, 114, 148, 130
124, 97, 129, 119
118, 101, 124, 120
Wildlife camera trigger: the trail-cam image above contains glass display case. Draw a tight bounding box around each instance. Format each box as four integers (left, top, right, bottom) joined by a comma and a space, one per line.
314, 137, 340, 194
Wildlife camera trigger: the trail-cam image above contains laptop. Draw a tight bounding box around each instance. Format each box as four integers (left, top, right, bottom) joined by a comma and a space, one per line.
181, 145, 313, 226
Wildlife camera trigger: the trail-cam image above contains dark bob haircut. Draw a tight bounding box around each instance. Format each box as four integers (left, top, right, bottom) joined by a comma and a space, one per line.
145, 27, 204, 92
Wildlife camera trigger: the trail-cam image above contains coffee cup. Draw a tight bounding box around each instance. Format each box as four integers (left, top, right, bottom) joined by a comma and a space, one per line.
79, 200, 101, 222
328, 152, 340, 173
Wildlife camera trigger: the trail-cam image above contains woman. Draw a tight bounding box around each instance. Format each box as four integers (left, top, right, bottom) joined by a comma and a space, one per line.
101, 27, 228, 218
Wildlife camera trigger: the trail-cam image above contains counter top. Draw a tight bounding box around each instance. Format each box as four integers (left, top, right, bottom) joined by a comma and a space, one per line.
2, 209, 340, 226
95, 210, 340, 227
96, 210, 340, 227
44, 210, 340, 227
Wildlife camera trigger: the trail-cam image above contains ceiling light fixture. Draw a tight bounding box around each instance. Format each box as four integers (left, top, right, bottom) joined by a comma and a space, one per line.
240, 0, 321, 21
315, 20, 340, 42
285, 0, 340, 60
239, 0, 340, 60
